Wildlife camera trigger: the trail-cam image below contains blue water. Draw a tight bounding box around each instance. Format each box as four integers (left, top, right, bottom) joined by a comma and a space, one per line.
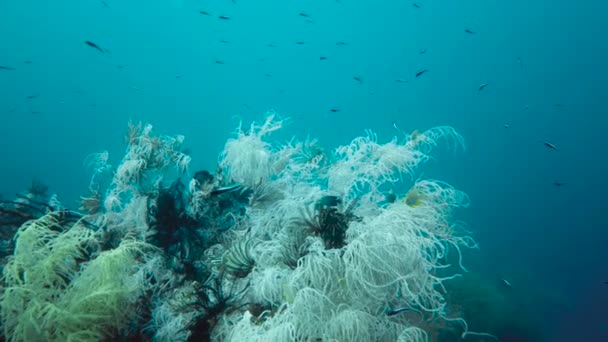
1, 0, 607, 340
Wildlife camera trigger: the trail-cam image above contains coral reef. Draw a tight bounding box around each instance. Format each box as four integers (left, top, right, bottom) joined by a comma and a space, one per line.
1, 112, 481, 341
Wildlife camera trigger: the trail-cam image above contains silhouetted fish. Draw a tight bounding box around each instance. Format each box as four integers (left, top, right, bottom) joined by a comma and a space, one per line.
415, 69, 428, 77
465, 29, 476, 34
85, 41, 106, 53
0, 65, 15, 70
542, 141, 558, 150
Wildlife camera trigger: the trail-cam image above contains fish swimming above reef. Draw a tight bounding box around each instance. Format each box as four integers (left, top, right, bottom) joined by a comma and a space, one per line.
0, 65, 15, 70
415, 69, 428, 78
210, 184, 242, 196
404, 188, 424, 207
85, 41, 107, 53
541, 141, 558, 150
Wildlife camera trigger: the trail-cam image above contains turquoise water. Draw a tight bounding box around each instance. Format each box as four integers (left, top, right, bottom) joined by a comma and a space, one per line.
1, 0, 607, 340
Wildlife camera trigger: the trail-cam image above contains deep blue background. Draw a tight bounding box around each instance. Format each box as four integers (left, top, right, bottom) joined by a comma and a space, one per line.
1, 0, 607, 340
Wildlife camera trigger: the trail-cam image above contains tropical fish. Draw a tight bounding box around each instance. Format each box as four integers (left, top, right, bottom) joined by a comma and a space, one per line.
218, 15, 231, 20
465, 29, 476, 34
415, 69, 428, 78
85, 41, 107, 53
478, 83, 488, 91
353, 76, 363, 83
542, 141, 558, 150
404, 188, 424, 207
210, 184, 242, 196
0, 65, 15, 70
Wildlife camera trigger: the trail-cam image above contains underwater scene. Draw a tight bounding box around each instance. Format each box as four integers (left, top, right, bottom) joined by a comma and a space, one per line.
1, 0, 607, 341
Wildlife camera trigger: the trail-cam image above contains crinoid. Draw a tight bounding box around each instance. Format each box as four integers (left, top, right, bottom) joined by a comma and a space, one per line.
187, 272, 250, 341
223, 237, 257, 278
295, 195, 360, 249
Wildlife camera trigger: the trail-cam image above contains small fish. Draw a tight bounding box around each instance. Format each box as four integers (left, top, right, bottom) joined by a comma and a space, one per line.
219, 39, 230, 43
215, 60, 225, 65
0, 65, 15, 70
413, 3, 420, 8
23, 60, 32, 64
387, 306, 422, 317
523, 104, 529, 110
478, 83, 488, 91
336, 41, 348, 46
379, 191, 397, 207
85, 41, 106, 53
267, 43, 278, 48
101, 1, 110, 8
315, 195, 342, 209
210, 184, 242, 196
395, 78, 408, 83
542, 141, 558, 150
175, 74, 183, 79
200, 10, 212, 16
218, 15, 231, 20
264, 73, 272, 77
26, 94, 40, 100
329, 108, 340, 113
299, 12, 311, 18
353, 76, 363, 83
319, 56, 327, 60
553, 181, 567, 187
295, 41, 306, 45
500, 278, 513, 288
404, 188, 424, 207
517, 57, 523, 68
465, 29, 476, 34
504, 124, 510, 128
419, 48, 426, 54
392, 121, 400, 132
415, 69, 428, 78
